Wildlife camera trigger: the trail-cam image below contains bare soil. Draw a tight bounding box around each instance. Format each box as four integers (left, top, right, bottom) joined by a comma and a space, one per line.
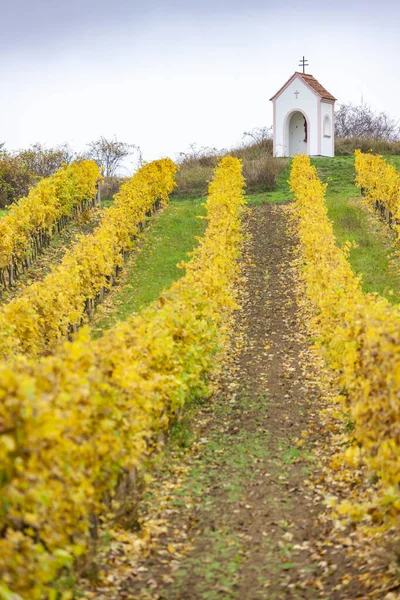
87, 203, 376, 600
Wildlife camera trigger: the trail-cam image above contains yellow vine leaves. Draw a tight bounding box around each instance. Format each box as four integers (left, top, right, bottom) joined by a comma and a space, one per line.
289, 154, 400, 531
354, 149, 400, 236
0, 159, 177, 359
0, 156, 245, 598
0, 161, 100, 273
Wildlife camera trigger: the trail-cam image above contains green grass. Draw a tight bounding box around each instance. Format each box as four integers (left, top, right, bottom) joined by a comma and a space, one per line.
244, 153, 400, 303
0, 209, 8, 218
247, 159, 292, 205
138, 391, 276, 598
208, 152, 400, 304
101, 198, 114, 209
132, 386, 313, 598
312, 155, 355, 195
311, 156, 400, 304
92, 198, 207, 337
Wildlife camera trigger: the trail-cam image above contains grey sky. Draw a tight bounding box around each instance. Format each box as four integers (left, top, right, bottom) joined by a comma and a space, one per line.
1, 0, 399, 169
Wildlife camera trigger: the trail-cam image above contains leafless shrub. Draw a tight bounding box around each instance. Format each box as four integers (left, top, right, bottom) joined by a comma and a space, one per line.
18, 142, 76, 178
101, 176, 126, 201
177, 143, 223, 167
87, 136, 141, 177
335, 102, 400, 141
173, 129, 283, 198
241, 154, 282, 192
335, 136, 400, 156
242, 126, 273, 147
0, 152, 37, 208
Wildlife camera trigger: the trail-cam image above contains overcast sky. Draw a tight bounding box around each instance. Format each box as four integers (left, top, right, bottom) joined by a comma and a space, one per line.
1, 0, 399, 170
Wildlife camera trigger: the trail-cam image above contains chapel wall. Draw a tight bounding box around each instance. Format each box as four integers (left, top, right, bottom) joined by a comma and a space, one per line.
320, 101, 335, 157
274, 77, 318, 157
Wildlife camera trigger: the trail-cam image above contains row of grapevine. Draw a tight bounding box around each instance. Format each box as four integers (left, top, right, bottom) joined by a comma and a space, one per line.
0, 161, 100, 290
0, 156, 245, 599
0, 159, 177, 360
290, 155, 400, 529
354, 149, 400, 230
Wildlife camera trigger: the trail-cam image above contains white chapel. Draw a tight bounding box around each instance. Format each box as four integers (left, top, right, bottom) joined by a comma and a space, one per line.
270, 67, 336, 158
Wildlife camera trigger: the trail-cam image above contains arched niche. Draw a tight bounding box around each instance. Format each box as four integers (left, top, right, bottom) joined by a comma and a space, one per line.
323, 115, 331, 137
285, 110, 309, 157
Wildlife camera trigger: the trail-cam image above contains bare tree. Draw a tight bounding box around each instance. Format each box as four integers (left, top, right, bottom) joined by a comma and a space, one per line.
18, 142, 76, 177
56, 142, 77, 165
335, 102, 400, 140
177, 143, 222, 165
242, 126, 273, 146
86, 136, 140, 176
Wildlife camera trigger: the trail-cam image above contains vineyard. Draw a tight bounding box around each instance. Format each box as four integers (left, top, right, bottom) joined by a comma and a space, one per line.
0, 161, 100, 290
290, 154, 400, 525
1, 151, 400, 599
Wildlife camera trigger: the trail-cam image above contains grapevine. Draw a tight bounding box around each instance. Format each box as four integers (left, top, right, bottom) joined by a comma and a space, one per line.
0, 159, 177, 359
0, 156, 245, 599
0, 160, 101, 290
290, 154, 400, 529
354, 149, 400, 233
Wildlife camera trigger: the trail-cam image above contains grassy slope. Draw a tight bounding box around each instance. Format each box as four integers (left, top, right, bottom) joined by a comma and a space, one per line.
0, 193, 205, 336
92, 157, 290, 338
311, 155, 400, 304
247, 159, 292, 204
3, 153, 399, 330
93, 152, 400, 338
92, 157, 291, 338
246, 153, 400, 303
91, 198, 207, 337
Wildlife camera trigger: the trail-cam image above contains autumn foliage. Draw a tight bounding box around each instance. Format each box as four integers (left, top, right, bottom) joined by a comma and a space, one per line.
354, 149, 400, 235
290, 154, 400, 528
0, 160, 100, 290
0, 159, 177, 359
0, 156, 245, 598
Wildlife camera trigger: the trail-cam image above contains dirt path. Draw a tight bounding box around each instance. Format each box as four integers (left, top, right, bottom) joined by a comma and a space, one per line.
88, 203, 369, 600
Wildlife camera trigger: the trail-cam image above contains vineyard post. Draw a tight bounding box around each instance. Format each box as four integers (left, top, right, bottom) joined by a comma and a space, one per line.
96, 180, 101, 207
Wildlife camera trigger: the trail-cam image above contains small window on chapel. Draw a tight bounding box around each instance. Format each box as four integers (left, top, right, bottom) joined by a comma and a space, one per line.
324, 115, 331, 137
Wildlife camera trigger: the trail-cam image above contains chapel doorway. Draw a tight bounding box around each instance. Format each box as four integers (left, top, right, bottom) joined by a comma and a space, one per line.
288, 111, 307, 156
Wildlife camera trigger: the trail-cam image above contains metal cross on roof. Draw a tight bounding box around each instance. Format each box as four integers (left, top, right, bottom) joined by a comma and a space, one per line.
298, 56, 309, 74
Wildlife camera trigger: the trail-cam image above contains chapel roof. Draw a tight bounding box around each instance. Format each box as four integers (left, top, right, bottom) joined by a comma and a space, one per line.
270, 72, 336, 102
